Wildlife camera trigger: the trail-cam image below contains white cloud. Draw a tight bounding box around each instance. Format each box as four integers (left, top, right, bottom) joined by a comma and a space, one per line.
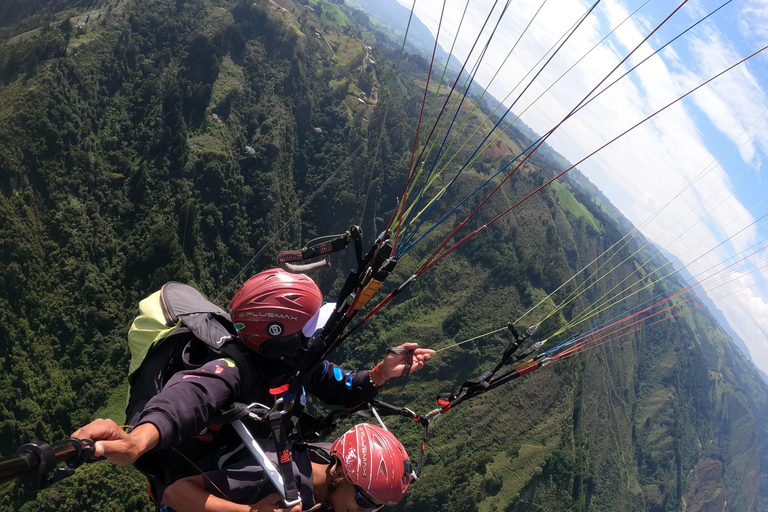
686, 27, 768, 163
393, 0, 768, 373
739, 0, 768, 39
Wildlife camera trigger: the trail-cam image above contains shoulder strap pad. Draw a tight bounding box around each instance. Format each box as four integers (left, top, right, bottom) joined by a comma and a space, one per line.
162, 282, 237, 351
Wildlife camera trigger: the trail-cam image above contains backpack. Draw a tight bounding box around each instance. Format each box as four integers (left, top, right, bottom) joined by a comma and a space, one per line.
125, 281, 253, 429
125, 282, 263, 508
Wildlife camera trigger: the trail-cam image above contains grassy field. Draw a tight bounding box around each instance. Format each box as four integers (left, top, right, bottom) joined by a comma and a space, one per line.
551, 181, 603, 233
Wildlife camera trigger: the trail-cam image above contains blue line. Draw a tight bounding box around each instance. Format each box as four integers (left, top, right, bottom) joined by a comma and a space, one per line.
577, 0, 733, 115
401, 0, 514, 247
398, 0, 733, 258
544, 269, 704, 356
397, 0, 601, 257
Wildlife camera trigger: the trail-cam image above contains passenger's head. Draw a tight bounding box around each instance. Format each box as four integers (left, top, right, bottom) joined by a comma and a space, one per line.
229, 268, 322, 359
329, 424, 412, 510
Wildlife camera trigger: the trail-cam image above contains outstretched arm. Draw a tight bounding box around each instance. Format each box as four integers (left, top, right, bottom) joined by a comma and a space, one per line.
71, 357, 242, 464
307, 342, 435, 406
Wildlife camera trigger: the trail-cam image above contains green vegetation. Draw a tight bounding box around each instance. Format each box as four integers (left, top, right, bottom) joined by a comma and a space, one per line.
1, 1, 768, 511
551, 181, 603, 233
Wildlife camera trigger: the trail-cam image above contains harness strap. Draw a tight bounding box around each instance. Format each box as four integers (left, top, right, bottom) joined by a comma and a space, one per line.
219, 341, 254, 402
268, 411, 300, 505
386, 346, 415, 378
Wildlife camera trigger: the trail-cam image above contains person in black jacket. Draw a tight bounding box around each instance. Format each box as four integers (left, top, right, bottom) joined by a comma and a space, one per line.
161, 423, 412, 512
73, 269, 433, 506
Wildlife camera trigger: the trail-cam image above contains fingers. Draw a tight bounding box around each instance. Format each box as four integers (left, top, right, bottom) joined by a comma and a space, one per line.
255, 493, 300, 512
381, 344, 436, 379
397, 342, 435, 357
72, 418, 124, 442
414, 348, 435, 360
71, 420, 145, 465
95, 439, 141, 465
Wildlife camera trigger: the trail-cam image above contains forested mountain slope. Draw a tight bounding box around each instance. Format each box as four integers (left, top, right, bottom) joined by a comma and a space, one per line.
1, 0, 768, 511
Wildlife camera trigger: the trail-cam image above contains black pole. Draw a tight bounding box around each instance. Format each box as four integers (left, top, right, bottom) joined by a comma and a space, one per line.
0, 439, 96, 491
0, 451, 40, 484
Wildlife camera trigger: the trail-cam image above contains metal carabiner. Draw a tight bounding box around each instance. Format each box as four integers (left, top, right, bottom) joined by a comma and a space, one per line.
244, 402, 272, 422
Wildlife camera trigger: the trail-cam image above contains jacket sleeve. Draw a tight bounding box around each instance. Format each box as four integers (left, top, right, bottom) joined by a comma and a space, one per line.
305, 361, 378, 408
136, 357, 242, 450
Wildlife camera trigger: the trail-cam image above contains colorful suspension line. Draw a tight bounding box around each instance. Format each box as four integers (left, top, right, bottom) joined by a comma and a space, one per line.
558, 270, 768, 361
553, 262, 768, 360
434, 129, 768, 358
409, 0, 473, 181
398, 0, 512, 245
403, 0, 646, 243
398, 0, 601, 256
515, 108, 768, 323
420, 0, 549, 179
427, 108, 768, 341
407, 0, 560, 204
415, 257, 768, 421
425, 113, 768, 368
400, 0, 733, 260
391, 0, 504, 254
539, 233, 768, 357
513, 111, 768, 330
364, 38, 768, 323
548, 208, 768, 347
552, 252, 768, 355
389, 0, 449, 250
427, 0, 645, 185
397, 0, 692, 269
416, 37, 766, 279
360, 0, 420, 228
424, 261, 768, 404
579, 0, 734, 115
399, 0, 539, 246
396, 0, 732, 264
336, 5, 768, 350
546, 193, 768, 341
546, 242, 768, 356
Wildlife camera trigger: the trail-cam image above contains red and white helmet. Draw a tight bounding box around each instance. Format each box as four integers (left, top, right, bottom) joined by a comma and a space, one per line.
229, 268, 322, 353
331, 424, 412, 507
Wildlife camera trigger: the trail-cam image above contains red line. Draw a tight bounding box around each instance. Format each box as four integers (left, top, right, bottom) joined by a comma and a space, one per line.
560, 243, 768, 354
557, 299, 713, 360
415, 1, 691, 273
554, 262, 768, 359
391, 0, 502, 252
418, 41, 768, 275
392, 0, 449, 253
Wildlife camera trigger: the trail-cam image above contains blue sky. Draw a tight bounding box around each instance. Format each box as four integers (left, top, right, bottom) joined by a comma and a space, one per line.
391, 0, 768, 372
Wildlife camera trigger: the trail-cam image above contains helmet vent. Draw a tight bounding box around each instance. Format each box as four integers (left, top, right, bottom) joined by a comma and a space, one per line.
378, 459, 387, 478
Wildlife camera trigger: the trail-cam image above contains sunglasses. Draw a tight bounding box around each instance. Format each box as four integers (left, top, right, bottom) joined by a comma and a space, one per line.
354, 486, 384, 511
